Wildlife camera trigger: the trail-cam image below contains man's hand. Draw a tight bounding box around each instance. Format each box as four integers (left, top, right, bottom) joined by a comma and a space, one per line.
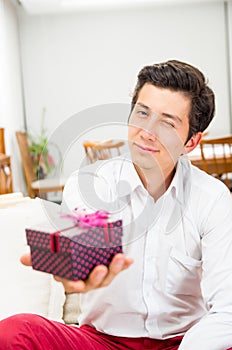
20, 253, 133, 294
54, 253, 133, 293
20, 253, 32, 266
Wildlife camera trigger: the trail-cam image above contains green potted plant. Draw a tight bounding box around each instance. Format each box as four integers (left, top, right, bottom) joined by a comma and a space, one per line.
27, 108, 55, 180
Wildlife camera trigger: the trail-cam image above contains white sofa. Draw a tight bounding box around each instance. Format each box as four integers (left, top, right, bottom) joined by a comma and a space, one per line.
0, 194, 80, 324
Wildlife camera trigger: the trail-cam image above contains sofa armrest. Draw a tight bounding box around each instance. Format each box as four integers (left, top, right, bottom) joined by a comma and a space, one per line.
63, 293, 81, 325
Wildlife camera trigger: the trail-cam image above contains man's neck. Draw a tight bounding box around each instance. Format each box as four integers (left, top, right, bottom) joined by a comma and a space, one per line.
134, 164, 176, 202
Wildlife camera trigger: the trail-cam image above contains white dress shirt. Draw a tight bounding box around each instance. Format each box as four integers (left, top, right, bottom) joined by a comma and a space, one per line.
61, 154, 232, 350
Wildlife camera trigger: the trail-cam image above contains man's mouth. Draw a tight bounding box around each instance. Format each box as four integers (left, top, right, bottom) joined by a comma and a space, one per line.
133, 142, 160, 154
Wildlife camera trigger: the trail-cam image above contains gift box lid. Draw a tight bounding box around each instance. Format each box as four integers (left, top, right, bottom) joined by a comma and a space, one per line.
26, 212, 123, 253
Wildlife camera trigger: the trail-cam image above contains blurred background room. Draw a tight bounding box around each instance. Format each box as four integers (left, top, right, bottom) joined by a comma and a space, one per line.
1, 0, 232, 201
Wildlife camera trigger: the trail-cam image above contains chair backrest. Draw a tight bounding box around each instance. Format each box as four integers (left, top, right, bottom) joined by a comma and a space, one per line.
16, 131, 37, 196
0, 128, 6, 154
199, 135, 232, 189
0, 154, 13, 194
83, 140, 125, 164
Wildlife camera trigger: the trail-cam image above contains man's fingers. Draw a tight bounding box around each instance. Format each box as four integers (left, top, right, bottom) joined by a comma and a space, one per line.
53, 276, 87, 293
57, 254, 134, 293
109, 254, 134, 274
53, 265, 108, 293
100, 254, 134, 287
20, 253, 32, 266
85, 265, 108, 291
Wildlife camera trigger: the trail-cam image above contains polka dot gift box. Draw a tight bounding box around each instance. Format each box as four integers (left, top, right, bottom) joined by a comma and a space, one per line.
26, 209, 123, 281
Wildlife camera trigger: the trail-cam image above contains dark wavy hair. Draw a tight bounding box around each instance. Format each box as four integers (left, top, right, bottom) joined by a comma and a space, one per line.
130, 60, 215, 141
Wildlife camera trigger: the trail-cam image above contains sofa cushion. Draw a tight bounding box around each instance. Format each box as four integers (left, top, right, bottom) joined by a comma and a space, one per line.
0, 197, 65, 321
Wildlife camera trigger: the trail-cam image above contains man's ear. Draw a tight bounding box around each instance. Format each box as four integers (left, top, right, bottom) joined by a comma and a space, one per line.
184, 132, 202, 154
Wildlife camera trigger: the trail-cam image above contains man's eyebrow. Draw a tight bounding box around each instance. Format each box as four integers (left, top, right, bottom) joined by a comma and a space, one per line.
136, 102, 151, 111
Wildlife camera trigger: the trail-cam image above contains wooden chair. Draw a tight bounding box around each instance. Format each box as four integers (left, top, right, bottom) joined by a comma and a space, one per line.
16, 131, 65, 198
83, 139, 125, 164
0, 128, 13, 194
0, 154, 13, 194
0, 128, 6, 154
199, 135, 232, 190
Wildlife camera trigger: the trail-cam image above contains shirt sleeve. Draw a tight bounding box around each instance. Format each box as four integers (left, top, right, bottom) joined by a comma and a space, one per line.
179, 188, 232, 350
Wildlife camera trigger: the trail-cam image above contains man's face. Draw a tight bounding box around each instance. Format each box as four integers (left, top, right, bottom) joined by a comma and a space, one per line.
128, 83, 192, 174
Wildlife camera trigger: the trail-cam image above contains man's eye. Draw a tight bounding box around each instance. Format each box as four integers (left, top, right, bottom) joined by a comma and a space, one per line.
162, 120, 175, 128
137, 110, 148, 117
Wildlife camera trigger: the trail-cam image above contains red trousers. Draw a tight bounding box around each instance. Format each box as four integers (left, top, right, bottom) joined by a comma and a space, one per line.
0, 313, 183, 350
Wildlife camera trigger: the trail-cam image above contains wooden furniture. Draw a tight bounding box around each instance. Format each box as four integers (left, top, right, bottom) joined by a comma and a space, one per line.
0, 153, 13, 194
0, 128, 6, 154
0, 128, 13, 194
190, 136, 232, 190
16, 131, 65, 198
83, 139, 125, 164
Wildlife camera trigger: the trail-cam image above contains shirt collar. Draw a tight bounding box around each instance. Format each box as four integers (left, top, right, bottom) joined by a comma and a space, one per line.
117, 153, 192, 205
117, 153, 144, 198
168, 155, 192, 205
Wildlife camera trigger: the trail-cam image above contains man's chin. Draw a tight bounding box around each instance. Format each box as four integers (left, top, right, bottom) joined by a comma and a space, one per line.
131, 154, 161, 171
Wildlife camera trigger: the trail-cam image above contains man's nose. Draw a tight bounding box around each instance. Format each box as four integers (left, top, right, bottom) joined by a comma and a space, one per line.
140, 125, 157, 141
141, 116, 159, 138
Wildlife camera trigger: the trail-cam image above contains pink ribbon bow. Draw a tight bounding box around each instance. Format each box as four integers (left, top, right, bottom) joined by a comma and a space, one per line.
62, 209, 110, 228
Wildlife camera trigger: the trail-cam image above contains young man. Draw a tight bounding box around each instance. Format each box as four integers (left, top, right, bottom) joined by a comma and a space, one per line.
1, 60, 232, 350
